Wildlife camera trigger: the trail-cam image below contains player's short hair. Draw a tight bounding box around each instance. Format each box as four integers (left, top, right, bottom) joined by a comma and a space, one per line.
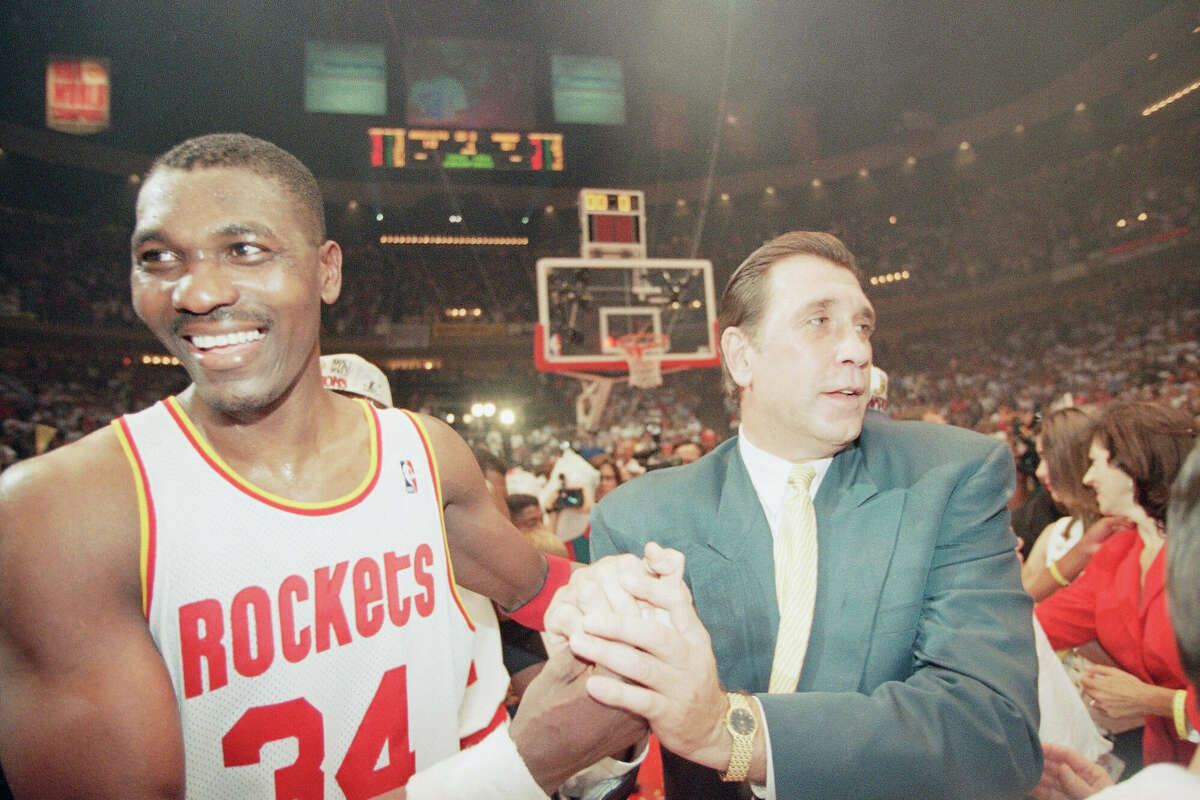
718, 231, 860, 398
1092, 401, 1196, 524
147, 133, 326, 244
1167, 442, 1200, 685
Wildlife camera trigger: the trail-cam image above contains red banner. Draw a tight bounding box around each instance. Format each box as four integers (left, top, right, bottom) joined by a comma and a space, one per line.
46, 57, 110, 134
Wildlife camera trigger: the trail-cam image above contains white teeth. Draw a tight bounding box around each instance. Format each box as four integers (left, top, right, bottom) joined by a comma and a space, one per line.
190, 330, 265, 350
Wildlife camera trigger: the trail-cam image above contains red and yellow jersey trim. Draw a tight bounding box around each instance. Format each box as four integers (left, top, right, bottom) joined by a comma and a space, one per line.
112, 417, 157, 620
162, 396, 381, 516
401, 409, 474, 631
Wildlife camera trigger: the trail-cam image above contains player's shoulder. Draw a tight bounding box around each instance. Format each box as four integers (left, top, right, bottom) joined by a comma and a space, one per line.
0, 425, 141, 608
1, 424, 129, 510
0, 424, 138, 549
1, 424, 148, 666
386, 406, 448, 442
387, 407, 487, 497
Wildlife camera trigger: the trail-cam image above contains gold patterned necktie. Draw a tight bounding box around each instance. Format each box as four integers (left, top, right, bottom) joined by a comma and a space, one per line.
768, 463, 819, 694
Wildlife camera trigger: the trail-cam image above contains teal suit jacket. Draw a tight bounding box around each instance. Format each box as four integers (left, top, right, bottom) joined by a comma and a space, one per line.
590, 413, 1041, 799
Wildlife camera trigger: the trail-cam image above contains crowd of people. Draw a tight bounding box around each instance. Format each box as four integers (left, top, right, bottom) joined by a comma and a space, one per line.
2, 117, 1196, 334
4, 253, 1196, 474
2, 119, 1199, 799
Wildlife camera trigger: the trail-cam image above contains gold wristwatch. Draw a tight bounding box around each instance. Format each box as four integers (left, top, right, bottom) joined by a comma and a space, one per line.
718, 691, 756, 782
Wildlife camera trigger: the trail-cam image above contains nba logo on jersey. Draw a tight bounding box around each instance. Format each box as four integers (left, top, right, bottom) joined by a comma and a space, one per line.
401, 459, 418, 493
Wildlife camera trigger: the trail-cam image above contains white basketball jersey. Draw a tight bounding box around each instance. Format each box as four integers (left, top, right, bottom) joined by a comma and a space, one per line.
114, 397, 508, 799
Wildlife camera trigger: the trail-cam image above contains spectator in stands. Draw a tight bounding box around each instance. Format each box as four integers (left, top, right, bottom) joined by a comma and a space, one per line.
1036, 401, 1198, 770
1031, 439, 1200, 798
590, 455, 623, 502
1023, 407, 1131, 601
674, 441, 702, 464
507, 493, 568, 558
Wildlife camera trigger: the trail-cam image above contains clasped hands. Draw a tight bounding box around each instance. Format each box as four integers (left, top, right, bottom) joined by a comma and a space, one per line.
544, 543, 736, 773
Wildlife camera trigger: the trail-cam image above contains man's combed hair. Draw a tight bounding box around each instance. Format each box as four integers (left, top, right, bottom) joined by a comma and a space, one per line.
717, 231, 860, 399
149, 133, 326, 244
1167, 443, 1200, 684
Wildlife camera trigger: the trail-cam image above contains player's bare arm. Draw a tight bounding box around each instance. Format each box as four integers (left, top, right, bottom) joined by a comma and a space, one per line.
418, 414, 550, 611
0, 429, 185, 799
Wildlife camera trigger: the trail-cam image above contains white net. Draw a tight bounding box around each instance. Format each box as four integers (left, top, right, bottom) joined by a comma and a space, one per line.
619, 334, 670, 389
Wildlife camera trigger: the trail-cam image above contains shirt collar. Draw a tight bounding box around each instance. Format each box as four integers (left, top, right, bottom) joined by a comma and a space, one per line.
738, 426, 833, 530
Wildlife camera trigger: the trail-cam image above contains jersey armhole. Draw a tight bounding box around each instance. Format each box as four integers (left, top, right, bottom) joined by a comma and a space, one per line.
111, 418, 157, 620
399, 409, 475, 632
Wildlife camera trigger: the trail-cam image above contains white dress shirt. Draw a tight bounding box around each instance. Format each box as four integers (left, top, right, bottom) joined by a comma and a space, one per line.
737, 428, 832, 800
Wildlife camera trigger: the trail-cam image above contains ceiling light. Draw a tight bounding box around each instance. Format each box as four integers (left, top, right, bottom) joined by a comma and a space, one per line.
1141, 77, 1200, 116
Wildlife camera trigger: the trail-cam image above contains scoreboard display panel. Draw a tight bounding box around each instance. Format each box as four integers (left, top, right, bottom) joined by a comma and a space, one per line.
578, 188, 646, 259
368, 127, 563, 171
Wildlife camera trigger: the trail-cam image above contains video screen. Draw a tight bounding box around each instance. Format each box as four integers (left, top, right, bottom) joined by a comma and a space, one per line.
552, 55, 626, 125
404, 38, 535, 129
304, 41, 387, 116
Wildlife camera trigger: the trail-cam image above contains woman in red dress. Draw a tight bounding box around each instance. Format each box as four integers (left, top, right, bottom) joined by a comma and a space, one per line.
1036, 401, 1197, 768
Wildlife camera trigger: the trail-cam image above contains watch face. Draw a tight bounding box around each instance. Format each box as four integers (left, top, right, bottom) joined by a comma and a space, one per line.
729, 707, 755, 735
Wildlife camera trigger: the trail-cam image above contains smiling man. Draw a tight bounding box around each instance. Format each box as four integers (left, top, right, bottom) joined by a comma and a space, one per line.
0, 134, 644, 799
553, 231, 1042, 798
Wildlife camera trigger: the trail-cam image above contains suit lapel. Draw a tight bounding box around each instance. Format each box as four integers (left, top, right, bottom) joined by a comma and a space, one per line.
694, 443, 778, 691
800, 439, 907, 692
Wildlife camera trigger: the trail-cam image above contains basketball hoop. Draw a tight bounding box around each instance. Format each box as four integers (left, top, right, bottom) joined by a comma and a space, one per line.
617, 332, 671, 389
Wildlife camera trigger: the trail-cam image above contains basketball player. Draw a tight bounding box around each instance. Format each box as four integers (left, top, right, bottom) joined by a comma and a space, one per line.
0, 134, 644, 798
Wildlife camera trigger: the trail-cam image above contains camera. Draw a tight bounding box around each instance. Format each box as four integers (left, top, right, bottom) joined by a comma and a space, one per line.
552, 487, 584, 511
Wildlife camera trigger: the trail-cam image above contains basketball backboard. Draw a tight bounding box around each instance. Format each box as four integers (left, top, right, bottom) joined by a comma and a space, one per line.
535, 257, 719, 372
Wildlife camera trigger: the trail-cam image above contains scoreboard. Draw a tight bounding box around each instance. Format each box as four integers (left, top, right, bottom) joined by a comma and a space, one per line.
579, 188, 646, 259
368, 127, 563, 171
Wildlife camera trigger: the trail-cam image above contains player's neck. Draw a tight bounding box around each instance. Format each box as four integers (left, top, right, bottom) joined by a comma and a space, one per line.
177, 368, 364, 499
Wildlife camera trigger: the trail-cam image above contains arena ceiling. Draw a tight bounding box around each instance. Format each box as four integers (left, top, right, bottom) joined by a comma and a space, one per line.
0, 0, 1189, 195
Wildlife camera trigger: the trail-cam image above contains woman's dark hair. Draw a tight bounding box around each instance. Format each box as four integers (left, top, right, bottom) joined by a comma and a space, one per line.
1093, 401, 1197, 523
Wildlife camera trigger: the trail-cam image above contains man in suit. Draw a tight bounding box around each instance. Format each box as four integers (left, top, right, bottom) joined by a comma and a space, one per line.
552, 231, 1041, 798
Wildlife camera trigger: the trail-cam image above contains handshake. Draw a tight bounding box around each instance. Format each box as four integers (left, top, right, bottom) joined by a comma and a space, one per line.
508, 543, 739, 795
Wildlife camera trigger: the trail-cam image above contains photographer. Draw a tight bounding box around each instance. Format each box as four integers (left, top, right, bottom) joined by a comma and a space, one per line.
538, 446, 600, 562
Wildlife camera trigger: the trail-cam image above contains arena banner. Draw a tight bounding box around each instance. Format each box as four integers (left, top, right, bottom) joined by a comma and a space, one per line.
46, 56, 111, 134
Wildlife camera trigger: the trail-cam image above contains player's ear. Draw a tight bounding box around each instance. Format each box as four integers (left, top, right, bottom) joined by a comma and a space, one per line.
721, 325, 754, 391
317, 240, 342, 305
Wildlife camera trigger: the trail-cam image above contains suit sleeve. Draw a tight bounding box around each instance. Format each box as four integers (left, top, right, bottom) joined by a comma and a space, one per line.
589, 505, 620, 561
756, 441, 1042, 799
